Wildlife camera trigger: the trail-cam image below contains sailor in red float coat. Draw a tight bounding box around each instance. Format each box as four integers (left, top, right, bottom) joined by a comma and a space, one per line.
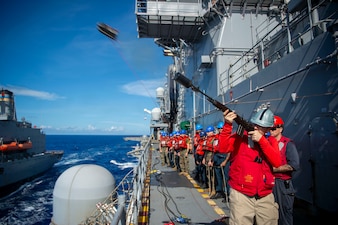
194, 132, 201, 149
220, 124, 280, 196
178, 130, 190, 174
195, 138, 205, 156
172, 131, 181, 172
203, 126, 216, 194
193, 131, 206, 184
219, 109, 281, 225
166, 133, 175, 167
159, 132, 169, 166
271, 116, 300, 225
272, 136, 299, 225
192, 131, 201, 167
202, 133, 215, 165
194, 124, 203, 151
211, 123, 231, 200
273, 136, 296, 180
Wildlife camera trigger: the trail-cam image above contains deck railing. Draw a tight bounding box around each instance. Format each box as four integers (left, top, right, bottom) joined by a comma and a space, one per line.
81, 137, 151, 225
218, 4, 324, 95
136, 0, 204, 16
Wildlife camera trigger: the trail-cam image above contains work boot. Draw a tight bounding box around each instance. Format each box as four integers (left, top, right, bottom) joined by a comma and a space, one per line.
222, 196, 229, 203
201, 183, 209, 189
210, 192, 226, 199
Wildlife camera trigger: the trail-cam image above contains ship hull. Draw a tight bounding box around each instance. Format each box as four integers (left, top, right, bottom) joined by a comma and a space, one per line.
0, 151, 63, 197
135, 0, 338, 213
184, 31, 337, 213
180, 33, 337, 212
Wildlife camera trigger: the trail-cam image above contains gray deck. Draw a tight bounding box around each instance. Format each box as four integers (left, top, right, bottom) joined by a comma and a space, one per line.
148, 150, 230, 225
148, 149, 333, 225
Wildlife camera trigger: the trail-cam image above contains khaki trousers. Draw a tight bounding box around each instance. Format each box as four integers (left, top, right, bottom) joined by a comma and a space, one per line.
179, 149, 189, 173
229, 188, 279, 225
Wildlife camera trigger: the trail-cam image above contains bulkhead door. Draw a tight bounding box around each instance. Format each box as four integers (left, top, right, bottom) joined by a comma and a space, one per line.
309, 112, 338, 212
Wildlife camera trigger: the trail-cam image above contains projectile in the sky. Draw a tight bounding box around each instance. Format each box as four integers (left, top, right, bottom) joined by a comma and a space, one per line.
97, 22, 118, 40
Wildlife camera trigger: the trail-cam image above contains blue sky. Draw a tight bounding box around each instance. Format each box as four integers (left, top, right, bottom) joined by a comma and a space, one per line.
0, 0, 172, 135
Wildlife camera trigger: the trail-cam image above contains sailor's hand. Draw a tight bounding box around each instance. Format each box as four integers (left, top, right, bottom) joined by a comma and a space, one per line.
248, 129, 263, 142
207, 161, 213, 167
223, 109, 237, 124
220, 160, 228, 167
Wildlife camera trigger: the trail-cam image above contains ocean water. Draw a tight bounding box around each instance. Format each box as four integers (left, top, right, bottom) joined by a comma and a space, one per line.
0, 135, 141, 225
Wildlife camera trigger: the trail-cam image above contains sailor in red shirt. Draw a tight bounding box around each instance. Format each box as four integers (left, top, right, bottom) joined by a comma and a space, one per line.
219, 108, 281, 225
203, 125, 216, 195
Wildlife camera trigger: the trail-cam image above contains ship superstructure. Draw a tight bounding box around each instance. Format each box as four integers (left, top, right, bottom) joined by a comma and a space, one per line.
0, 89, 63, 196
136, 0, 338, 212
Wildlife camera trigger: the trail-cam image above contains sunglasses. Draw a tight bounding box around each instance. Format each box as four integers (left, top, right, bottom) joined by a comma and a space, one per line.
271, 125, 283, 131
256, 126, 270, 132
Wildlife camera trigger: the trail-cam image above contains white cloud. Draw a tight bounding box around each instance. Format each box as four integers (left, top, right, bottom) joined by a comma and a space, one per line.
87, 124, 97, 131
40, 125, 53, 129
0, 85, 64, 100
122, 78, 165, 98
106, 126, 124, 132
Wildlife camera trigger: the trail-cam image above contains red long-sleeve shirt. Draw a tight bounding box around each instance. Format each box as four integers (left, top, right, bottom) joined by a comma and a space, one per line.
219, 123, 281, 197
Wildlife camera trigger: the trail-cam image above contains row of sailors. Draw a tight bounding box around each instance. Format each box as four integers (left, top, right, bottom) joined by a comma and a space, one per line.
159, 129, 191, 175
159, 122, 229, 200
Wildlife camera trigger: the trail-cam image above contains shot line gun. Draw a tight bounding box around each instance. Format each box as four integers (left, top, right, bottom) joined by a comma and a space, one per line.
174, 72, 255, 136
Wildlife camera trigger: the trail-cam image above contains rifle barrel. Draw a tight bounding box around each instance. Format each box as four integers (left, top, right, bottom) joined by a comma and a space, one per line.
174, 73, 254, 132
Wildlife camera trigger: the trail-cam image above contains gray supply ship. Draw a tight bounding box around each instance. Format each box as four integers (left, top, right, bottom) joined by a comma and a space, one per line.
0, 89, 63, 197
50, 1, 337, 224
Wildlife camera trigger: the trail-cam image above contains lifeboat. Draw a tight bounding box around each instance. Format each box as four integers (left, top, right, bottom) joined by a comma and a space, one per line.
18, 141, 33, 150
0, 141, 32, 151
0, 142, 17, 151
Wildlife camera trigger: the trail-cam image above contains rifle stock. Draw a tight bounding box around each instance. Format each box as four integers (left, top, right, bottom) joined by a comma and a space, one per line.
174, 73, 254, 133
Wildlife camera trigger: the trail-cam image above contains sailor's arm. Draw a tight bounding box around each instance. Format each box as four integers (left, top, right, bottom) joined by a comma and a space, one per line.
273, 141, 299, 172
218, 109, 236, 153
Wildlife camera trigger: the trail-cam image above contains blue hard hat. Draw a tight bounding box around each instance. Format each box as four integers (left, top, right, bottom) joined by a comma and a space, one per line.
206, 126, 215, 133
199, 131, 206, 137
217, 121, 224, 129
180, 129, 187, 135
196, 124, 203, 130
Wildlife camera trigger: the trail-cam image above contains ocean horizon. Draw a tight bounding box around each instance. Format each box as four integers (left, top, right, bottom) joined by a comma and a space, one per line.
0, 135, 141, 225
